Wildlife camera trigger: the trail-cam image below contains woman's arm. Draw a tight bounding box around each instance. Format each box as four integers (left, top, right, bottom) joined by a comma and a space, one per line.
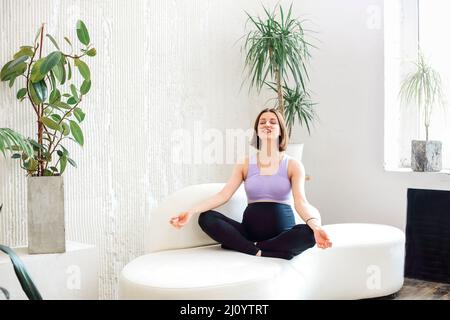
170, 158, 247, 228
187, 158, 246, 216
290, 159, 332, 249
290, 159, 321, 230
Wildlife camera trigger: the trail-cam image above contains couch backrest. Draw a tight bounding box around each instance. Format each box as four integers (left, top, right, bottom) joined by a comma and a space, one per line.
145, 183, 239, 252
145, 183, 301, 253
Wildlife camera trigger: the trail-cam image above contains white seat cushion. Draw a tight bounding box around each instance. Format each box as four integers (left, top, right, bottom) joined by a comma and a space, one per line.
120, 245, 300, 299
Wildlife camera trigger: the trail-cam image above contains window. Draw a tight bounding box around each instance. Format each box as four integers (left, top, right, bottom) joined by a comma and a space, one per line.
384, 0, 450, 171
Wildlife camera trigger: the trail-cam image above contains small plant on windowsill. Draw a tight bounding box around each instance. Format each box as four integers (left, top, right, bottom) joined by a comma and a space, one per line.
399, 50, 447, 172
0, 20, 96, 254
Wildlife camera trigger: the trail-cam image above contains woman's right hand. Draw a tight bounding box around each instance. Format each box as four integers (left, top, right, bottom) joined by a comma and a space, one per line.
169, 211, 192, 229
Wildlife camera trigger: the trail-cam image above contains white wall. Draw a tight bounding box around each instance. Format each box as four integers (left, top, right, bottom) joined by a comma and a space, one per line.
293, 0, 450, 230
0, 0, 284, 299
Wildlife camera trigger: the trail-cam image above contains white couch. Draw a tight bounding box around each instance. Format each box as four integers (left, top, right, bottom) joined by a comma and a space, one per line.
119, 183, 405, 299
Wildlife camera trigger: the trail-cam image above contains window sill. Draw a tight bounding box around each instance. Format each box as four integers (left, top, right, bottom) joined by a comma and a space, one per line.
384, 166, 450, 175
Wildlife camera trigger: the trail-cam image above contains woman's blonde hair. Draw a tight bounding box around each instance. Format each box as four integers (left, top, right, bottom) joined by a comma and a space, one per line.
251, 108, 289, 151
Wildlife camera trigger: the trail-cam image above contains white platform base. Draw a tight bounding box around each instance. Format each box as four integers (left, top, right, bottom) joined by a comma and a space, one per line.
0, 241, 98, 300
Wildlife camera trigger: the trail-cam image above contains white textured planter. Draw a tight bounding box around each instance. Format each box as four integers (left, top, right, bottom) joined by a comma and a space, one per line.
411, 140, 442, 172
27, 176, 65, 254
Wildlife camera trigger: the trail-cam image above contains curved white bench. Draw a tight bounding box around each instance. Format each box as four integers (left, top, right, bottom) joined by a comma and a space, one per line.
119, 183, 405, 299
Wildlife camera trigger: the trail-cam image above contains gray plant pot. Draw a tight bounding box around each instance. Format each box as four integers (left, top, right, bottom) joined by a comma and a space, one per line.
27, 176, 66, 254
411, 140, 442, 172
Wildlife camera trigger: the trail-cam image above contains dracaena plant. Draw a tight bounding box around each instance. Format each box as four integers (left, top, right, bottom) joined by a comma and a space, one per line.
0, 20, 96, 176
399, 50, 446, 141
242, 3, 317, 137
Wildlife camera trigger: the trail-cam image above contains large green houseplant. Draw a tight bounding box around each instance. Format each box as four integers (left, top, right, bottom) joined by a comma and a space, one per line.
242, 3, 317, 138
1, 20, 95, 175
0, 20, 96, 253
399, 51, 446, 172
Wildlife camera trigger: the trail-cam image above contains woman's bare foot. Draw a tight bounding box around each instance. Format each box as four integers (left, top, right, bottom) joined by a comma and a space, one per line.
256, 250, 262, 256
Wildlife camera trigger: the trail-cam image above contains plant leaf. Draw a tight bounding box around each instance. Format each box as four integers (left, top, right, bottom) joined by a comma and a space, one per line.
40, 51, 62, 75
59, 153, 67, 174
67, 97, 77, 105
86, 48, 96, 57
31, 80, 48, 102
0, 128, 33, 158
70, 84, 79, 101
69, 120, 84, 146
1, 56, 28, 81
74, 108, 85, 122
50, 113, 62, 122
80, 79, 91, 95
16, 88, 27, 100
13, 47, 34, 59
52, 59, 66, 85
28, 80, 41, 104
46, 34, 60, 50
49, 70, 56, 91
74, 58, 90, 80
8, 55, 28, 70
30, 58, 46, 83
67, 157, 77, 168
49, 89, 61, 104
52, 101, 72, 109
64, 36, 72, 48
76, 20, 90, 45
0, 245, 42, 300
40, 116, 61, 131
67, 59, 72, 80
60, 145, 69, 155
61, 121, 70, 136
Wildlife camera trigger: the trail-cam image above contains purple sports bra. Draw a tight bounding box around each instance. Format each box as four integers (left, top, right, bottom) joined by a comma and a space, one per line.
244, 153, 292, 204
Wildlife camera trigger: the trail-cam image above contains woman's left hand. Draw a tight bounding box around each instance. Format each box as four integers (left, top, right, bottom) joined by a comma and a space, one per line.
313, 227, 332, 249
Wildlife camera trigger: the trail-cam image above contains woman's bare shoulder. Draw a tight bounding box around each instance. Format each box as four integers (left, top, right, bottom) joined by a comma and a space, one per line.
236, 155, 250, 179
287, 157, 305, 178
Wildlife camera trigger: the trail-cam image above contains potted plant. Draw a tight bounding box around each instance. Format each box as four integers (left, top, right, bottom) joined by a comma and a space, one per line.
0, 20, 96, 253
399, 51, 446, 172
242, 3, 317, 161
0, 204, 42, 300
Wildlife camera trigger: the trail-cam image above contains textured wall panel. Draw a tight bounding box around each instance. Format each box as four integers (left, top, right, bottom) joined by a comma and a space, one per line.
0, 0, 281, 299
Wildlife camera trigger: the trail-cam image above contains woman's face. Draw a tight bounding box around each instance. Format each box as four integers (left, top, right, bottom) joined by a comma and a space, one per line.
257, 112, 280, 141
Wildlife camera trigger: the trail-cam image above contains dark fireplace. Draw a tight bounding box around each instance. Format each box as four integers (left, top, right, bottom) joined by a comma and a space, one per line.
405, 188, 450, 283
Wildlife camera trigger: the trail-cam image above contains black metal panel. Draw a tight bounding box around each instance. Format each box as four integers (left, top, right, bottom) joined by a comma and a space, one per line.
405, 188, 450, 283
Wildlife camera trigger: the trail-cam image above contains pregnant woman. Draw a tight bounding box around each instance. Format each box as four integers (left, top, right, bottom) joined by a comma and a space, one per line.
170, 108, 332, 260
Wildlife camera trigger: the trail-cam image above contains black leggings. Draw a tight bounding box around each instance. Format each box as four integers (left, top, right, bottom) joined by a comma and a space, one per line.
198, 202, 316, 260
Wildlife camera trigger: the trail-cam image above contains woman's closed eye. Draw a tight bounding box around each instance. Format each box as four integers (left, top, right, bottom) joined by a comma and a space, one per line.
259, 119, 278, 125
